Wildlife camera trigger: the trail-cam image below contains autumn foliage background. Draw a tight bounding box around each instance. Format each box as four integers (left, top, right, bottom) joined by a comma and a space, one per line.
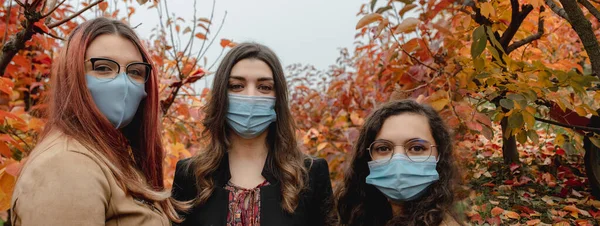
1, 0, 600, 225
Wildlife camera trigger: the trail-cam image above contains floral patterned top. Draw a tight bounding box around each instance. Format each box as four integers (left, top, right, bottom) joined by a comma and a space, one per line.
224, 180, 270, 226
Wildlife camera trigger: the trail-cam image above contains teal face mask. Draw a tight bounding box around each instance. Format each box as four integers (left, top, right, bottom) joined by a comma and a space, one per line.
86, 73, 147, 129
226, 94, 277, 139
365, 154, 439, 202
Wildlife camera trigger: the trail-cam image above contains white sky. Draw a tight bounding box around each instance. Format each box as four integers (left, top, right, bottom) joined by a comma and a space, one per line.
128, 0, 364, 72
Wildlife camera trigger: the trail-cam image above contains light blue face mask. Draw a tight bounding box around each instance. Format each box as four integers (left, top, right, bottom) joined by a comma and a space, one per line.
226, 94, 277, 139
366, 154, 439, 202
86, 73, 147, 129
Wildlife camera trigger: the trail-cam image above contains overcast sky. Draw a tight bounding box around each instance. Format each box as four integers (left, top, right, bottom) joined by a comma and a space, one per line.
128, 0, 364, 72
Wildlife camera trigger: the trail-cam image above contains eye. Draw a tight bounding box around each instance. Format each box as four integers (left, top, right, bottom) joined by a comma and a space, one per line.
258, 84, 273, 91
128, 69, 142, 76
228, 83, 244, 91
94, 65, 115, 72
408, 145, 427, 153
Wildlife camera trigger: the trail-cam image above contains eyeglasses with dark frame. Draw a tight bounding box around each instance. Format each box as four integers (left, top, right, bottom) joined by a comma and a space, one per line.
367, 138, 438, 163
85, 57, 152, 84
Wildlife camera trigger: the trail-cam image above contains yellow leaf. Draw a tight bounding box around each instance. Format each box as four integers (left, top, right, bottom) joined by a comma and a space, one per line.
356, 13, 383, 29
505, 211, 520, 220
480, 2, 495, 18
491, 206, 504, 216
350, 112, 364, 126
399, 4, 418, 17
0, 172, 15, 211
575, 106, 587, 116
429, 98, 449, 111
317, 143, 328, 152
395, 17, 420, 34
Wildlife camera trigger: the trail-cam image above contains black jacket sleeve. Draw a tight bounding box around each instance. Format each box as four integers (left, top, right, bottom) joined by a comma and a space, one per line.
171, 158, 196, 226
309, 158, 334, 226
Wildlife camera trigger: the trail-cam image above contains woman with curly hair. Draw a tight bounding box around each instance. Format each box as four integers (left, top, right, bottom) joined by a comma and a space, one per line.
171, 42, 334, 226
335, 99, 462, 226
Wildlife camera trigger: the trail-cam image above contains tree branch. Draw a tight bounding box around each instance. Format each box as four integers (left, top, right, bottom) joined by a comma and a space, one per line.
13, 0, 26, 8
42, 0, 68, 18
579, 0, 600, 23
535, 117, 600, 134
560, 0, 600, 78
500, 1, 534, 49
546, 0, 569, 20
48, 0, 104, 29
507, 6, 545, 53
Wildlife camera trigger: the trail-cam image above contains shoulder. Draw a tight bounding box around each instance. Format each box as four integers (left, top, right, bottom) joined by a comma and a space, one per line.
305, 157, 330, 174
171, 158, 197, 202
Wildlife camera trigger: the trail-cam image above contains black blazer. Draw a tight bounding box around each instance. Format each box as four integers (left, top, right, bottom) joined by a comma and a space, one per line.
171, 154, 334, 226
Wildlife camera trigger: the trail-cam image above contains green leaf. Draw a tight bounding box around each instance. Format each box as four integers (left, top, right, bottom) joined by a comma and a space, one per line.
556, 71, 568, 83
471, 26, 487, 59
370, 0, 378, 11
474, 57, 485, 72
487, 45, 503, 63
500, 99, 514, 110
474, 72, 490, 79
517, 130, 528, 144
507, 94, 525, 102
485, 26, 505, 54
376, 5, 393, 14
527, 130, 539, 145
508, 111, 524, 129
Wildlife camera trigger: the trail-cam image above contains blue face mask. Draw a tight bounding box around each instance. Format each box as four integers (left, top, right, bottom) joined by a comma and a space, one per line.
86, 73, 147, 129
226, 94, 277, 139
366, 154, 439, 202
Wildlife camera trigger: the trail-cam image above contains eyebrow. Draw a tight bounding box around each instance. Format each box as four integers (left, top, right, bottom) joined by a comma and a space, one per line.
229, 76, 274, 82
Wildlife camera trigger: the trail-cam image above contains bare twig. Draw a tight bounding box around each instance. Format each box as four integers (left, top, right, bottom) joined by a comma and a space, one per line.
197, 11, 227, 61
579, 0, 600, 22
507, 6, 545, 53
2, 0, 13, 45
386, 25, 438, 71
42, 0, 67, 18
13, 0, 26, 8
208, 47, 226, 71
196, 0, 217, 58
48, 0, 105, 29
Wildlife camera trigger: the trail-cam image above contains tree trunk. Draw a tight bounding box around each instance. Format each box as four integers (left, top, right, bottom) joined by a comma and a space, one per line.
559, 0, 600, 78
501, 117, 520, 164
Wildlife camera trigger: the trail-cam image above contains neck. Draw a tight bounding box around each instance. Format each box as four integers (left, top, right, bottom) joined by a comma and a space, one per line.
228, 130, 269, 159
390, 202, 403, 217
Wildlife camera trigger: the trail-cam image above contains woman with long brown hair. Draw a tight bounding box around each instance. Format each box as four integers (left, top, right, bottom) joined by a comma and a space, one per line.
10, 17, 185, 225
171, 42, 333, 226
335, 100, 462, 226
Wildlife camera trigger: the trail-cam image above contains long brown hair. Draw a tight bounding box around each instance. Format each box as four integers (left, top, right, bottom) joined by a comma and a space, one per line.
190, 42, 309, 213
335, 100, 460, 226
43, 17, 184, 222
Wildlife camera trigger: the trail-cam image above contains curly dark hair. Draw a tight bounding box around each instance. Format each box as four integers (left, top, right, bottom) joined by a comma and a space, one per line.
335, 99, 460, 226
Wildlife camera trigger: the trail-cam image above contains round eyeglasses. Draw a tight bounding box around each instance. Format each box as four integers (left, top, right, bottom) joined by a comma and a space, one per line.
367, 139, 437, 163
85, 57, 151, 84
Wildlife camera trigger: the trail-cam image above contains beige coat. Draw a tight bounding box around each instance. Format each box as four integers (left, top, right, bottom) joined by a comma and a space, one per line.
10, 131, 169, 226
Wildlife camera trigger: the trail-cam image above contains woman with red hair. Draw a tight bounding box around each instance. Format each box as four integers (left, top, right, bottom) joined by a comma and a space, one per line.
10, 17, 185, 225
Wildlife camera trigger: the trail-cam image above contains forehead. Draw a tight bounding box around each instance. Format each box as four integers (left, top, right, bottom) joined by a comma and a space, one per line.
85, 34, 143, 63
376, 113, 435, 144
230, 58, 273, 80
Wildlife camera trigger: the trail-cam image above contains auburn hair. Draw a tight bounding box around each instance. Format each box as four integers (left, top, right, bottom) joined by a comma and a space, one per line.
42, 17, 185, 222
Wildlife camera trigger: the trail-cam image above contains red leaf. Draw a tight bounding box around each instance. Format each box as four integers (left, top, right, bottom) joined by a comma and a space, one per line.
98, 1, 109, 12
556, 148, 566, 155
195, 33, 207, 40
482, 182, 495, 187
510, 163, 520, 172
220, 39, 233, 48
0, 142, 12, 158
486, 216, 501, 225
33, 21, 49, 33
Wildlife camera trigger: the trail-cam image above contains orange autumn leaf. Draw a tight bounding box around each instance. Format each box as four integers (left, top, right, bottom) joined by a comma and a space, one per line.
356, 13, 383, 29
504, 210, 520, 220
491, 206, 504, 216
